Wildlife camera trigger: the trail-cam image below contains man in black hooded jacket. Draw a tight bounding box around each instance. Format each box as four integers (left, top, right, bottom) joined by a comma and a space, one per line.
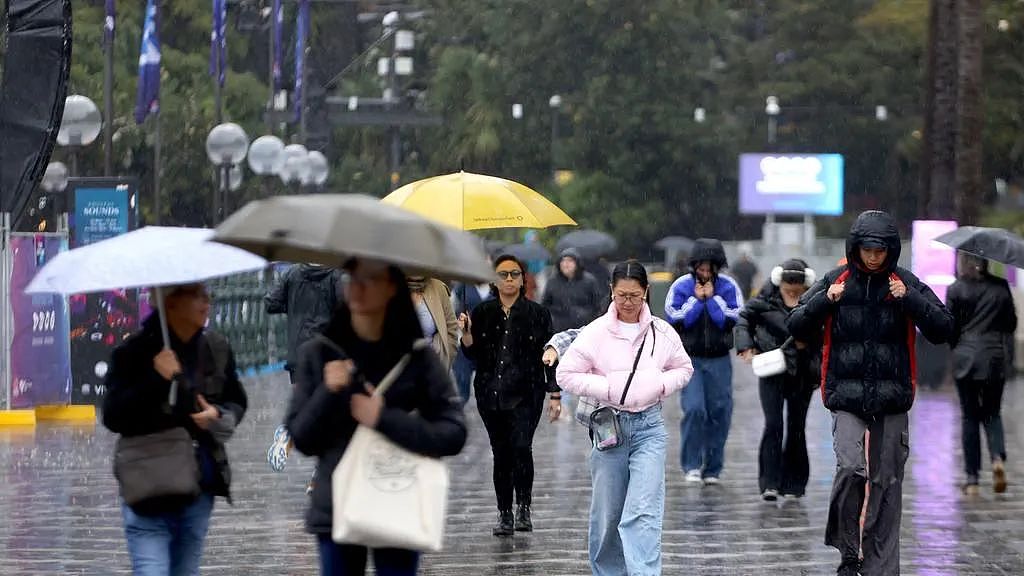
788, 211, 953, 576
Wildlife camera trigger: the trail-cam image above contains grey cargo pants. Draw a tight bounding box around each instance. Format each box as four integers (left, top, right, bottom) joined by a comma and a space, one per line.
826, 411, 910, 575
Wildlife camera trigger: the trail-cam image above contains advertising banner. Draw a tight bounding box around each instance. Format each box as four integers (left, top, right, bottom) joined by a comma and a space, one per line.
9, 235, 71, 408
739, 154, 844, 216
68, 180, 138, 405
911, 220, 958, 305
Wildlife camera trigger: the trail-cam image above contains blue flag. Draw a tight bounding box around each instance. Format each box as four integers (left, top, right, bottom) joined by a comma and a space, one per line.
209, 0, 227, 86
294, 0, 309, 122
272, 0, 283, 92
134, 0, 161, 124
104, 0, 115, 46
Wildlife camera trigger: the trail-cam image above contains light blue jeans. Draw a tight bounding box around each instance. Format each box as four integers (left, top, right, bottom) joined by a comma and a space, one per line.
680, 355, 733, 477
589, 404, 667, 576
121, 493, 214, 576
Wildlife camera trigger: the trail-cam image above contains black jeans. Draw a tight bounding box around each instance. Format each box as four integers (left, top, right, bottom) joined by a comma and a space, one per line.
956, 376, 1007, 478
758, 377, 813, 496
478, 397, 543, 511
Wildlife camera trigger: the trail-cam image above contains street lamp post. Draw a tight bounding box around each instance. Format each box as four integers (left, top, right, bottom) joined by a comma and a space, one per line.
764, 96, 781, 247
206, 122, 250, 223
57, 95, 103, 177
549, 94, 562, 182
278, 143, 311, 192
39, 162, 69, 231
305, 150, 330, 190
248, 135, 286, 198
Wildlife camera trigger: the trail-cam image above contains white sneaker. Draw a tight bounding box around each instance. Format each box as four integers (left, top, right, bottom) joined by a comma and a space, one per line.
703, 476, 720, 486
684, 470, 703, 484
761, 488, 778, 501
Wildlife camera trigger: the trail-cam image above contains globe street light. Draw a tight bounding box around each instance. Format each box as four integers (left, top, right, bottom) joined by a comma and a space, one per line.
58, 95, 103, 176
305, 150, 329, 188
206, 122, 250, 222
247, 135, 286, 176
279, 144, 310, 188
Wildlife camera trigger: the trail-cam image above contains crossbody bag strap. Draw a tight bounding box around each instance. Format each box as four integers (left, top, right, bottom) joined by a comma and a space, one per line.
618, 329, 649, 405
373, 339, 431, 398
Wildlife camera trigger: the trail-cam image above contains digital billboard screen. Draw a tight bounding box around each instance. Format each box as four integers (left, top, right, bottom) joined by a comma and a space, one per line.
739, 153, 844, 216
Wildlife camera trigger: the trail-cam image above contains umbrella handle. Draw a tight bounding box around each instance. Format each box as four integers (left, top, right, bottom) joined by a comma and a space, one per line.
153, 286, 177, 407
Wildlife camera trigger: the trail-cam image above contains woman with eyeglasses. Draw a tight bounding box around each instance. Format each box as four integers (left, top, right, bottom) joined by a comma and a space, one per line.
556, 261, 693, 576
458, 254, 559, 536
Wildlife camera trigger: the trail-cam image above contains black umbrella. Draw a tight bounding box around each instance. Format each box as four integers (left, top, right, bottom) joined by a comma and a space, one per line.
654, 235, 695, 253
934, 226, 1024, 268
555, 229, 617, 259
500, 242, 551, 262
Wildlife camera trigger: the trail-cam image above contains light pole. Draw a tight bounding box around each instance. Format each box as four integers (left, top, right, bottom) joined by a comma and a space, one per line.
549, 94, 562, 182
763, 96, 781, 246
205, 122, 250, 223
279, 143, 311, 192
57, 95, 103, 177
248, 135, 285, 198
305, 150, 330, 190
379, 11, 414, 190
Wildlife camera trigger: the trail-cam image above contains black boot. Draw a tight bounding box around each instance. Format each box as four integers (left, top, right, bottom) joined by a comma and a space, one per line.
493, 509, 514, 536
514, 504, 533, 532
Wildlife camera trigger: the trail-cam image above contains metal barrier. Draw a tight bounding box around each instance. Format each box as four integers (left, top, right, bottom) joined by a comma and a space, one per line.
207, 268, 287, 375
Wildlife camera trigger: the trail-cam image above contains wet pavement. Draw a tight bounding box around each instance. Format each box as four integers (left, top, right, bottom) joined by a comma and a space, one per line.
2, 362, 1024, 575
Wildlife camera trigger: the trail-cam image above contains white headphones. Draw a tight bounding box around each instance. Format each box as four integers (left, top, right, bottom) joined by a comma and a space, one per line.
770, 262, 817, 287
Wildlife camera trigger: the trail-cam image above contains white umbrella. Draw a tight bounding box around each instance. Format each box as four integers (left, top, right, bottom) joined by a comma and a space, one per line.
26, 226, 267, 406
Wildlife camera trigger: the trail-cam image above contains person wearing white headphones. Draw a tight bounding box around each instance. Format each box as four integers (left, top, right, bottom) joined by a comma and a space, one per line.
735, 258, 820, 501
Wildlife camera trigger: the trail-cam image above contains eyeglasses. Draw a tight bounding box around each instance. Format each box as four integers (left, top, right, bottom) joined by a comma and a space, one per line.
613, 291, 646, 304
496, 270, 523, 280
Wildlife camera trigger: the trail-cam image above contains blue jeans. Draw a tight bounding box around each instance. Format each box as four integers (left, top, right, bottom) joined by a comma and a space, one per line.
121, 493, 214, 576
317, 535, 419, 576
679, 355, 733, 477
589, 405, 667, 576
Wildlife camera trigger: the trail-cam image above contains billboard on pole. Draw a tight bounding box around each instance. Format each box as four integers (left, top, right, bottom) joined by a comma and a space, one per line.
739, 153, 844, 215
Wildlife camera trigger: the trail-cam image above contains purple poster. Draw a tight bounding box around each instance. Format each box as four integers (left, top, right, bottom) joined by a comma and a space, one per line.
739, 154, 845, 215
9, 235, 71, 408
911, 220, 958, 305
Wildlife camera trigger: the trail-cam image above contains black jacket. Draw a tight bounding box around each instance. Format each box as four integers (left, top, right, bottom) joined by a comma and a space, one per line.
542, 248, 605, 333
736, 281, 821, 391
102, 315, 248, 511
287, 335, 466, 534
463, 297, 557, 410
788, 211, 954, 418
948, 274, 1017, 381
265, 264, 342, 369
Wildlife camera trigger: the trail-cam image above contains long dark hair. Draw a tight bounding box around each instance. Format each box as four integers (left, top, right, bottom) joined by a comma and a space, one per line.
611, 260, 650, 302
322, 259, 423, 366
490, 253, 527, 298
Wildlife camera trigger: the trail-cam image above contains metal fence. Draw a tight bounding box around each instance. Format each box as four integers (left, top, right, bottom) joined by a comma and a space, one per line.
207, 268, 287, 375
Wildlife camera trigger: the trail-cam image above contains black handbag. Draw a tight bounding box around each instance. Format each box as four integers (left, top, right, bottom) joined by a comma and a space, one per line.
114, 426, 201, 507
589, 330, 648, 451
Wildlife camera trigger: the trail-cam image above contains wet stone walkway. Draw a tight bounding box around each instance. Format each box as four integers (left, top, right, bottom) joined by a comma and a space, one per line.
2, 361, 1024, 575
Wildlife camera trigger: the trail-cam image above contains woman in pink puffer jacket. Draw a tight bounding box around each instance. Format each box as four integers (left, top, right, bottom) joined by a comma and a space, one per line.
556, 261, 693, 576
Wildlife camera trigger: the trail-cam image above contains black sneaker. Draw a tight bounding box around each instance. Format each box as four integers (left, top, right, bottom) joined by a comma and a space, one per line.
837, 558, 861, 576
493, 510, 514, 537
514, 505, 533, 532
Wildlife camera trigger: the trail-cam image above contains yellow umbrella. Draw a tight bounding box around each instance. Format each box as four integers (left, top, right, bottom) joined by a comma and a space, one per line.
381, 171, 577, 230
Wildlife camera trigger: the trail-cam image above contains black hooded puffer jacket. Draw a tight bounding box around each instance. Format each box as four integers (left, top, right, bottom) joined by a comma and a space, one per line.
787, 211, 954, 417
542, 247, 605, 333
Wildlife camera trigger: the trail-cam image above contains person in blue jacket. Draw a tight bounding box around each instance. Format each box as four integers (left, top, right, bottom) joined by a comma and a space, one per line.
664, 238, 743, 486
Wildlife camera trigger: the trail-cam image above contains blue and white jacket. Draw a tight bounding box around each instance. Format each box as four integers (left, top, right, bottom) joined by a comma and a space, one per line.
664, 273, 743, 358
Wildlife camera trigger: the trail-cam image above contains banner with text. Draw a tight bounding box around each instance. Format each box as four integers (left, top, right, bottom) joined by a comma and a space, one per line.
69, 181, 138, 405
9, 235, 71, 408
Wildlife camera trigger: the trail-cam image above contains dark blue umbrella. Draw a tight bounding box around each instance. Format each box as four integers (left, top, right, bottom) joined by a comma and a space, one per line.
500, 242, 551, 262
556, 229, 617, 259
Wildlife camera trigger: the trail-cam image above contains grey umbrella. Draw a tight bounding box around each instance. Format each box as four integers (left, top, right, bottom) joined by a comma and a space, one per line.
555, 229, 617, 259
212, 194, 495, 284
934, 226, 1024, 269
654, 235, 695, 253
500, 242, 551, 262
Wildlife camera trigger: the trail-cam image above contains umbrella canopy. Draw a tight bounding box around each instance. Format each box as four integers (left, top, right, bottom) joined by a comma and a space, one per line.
500, 242, 551, 262
381, 171, 577, 231
555, 229, 617, 259
212, 194, 495, 284
25, 226, 267, 295
933, 226, 1024, 268
654, 235, 695, 253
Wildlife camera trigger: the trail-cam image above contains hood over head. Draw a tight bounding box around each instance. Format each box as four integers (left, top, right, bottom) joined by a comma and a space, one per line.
558, 247, 585, 279
846, 210, 901, 272
689, 238, 728, 272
